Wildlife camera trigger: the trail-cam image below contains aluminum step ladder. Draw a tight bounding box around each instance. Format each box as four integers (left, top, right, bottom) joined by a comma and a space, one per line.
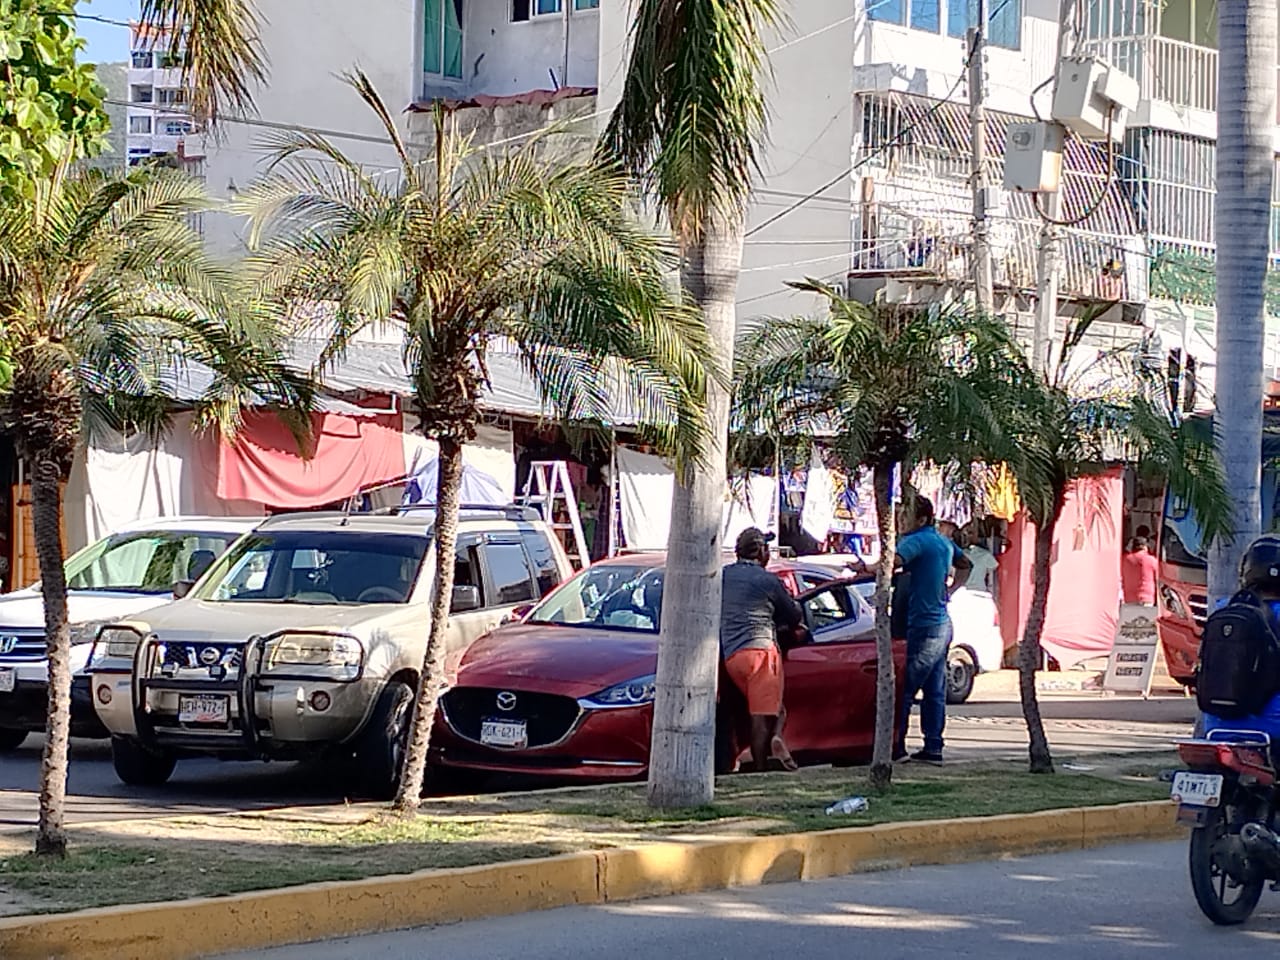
519, 460, 590, 569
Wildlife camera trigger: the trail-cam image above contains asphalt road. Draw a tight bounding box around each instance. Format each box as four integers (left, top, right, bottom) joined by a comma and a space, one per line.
0, 691, 1197, 830
218, 841, 1280, 960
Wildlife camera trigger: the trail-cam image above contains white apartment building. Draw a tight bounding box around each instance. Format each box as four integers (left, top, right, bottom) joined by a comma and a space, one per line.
187, 0, 1278, 397
125, 23, 198, 169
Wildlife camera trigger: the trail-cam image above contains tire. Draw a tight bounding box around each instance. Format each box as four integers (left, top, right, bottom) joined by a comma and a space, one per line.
0, 728, 28, 752
945, 649, 976, 704
1189, 804, 1266, 925
352, 680, 415, 801
110, 736, 176, 786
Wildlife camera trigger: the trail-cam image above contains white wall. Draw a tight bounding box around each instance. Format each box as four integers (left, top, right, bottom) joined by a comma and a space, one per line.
198, 0, 420, 257
459, 0, 601, 96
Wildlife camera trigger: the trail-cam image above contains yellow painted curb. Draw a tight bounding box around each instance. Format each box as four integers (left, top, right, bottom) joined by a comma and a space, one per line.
0, 800, 1179, 960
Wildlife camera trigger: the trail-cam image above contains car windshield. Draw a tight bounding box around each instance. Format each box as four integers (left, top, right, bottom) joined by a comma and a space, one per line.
194, 530, 428, 605
64, 531, 241, 594
527, 563, 664, 633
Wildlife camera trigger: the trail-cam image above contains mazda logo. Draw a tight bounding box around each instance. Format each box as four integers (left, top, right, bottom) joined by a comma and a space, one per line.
199, 646, 222, 666
0, 636, 17, 655
496, 691, 517, 712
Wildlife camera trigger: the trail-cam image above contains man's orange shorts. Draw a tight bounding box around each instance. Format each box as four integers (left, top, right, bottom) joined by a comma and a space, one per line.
724, 645, 783, 716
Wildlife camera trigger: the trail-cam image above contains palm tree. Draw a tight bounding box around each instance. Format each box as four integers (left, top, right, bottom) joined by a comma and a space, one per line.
0, 162, 310, 857
135, 0, 267, 125
1008, 317, 1231, 773
735, 282, 1027, 789
236, 73, 709, 814
601, 0, 782, 810
1207, 0, 1276, 605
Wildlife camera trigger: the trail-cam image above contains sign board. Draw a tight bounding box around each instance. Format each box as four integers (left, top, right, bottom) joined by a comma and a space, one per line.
1103, 604, 1161, 696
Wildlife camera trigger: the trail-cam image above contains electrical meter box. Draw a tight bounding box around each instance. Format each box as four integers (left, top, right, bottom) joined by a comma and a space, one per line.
1002, 122, 1064, 193
1051, 57, 1139, 140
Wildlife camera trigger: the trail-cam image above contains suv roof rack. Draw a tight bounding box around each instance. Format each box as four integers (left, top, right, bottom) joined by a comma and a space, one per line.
386, 503, 541, 522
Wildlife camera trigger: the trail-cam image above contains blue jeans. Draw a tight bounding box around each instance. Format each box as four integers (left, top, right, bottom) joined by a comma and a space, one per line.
898, 619, 952, 755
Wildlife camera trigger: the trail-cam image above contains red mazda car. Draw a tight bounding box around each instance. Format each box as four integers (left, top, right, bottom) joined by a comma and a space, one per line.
431, 553, 905, 782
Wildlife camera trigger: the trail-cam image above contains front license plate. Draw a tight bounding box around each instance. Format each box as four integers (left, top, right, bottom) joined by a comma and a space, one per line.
1171, 771, 1224, 807
178, 695, 229, 724
480, 718, 527, 749
0, 668, 13, 694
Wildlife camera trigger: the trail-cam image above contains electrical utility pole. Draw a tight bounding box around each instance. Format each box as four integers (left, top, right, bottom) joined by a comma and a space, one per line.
1032, 0, 1076, 375
968, 0, 994, 315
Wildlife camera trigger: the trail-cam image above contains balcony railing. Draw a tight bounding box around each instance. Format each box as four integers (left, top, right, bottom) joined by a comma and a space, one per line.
1082, 34, 1218, 115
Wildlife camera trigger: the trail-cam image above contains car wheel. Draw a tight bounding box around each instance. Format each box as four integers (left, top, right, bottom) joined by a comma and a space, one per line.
353, 680, 415, 801
110, 736, 176, 786
0, 728, 28, 752
946, 648, 976, 704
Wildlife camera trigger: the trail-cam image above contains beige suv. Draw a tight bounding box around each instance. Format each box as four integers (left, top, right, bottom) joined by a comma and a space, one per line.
89, 506, 571, 798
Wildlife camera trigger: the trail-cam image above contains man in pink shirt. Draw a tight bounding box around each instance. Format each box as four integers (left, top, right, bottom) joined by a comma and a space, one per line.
1122, 536, 1159, 605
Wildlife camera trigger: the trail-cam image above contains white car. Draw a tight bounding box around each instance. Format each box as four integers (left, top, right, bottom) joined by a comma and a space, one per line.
796, 554, 1004, 703
0, 516, 260, 750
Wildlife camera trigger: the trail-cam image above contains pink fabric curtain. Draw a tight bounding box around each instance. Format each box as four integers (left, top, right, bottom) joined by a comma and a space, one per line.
217, 410, 406, 509
996, 469, 1124, 669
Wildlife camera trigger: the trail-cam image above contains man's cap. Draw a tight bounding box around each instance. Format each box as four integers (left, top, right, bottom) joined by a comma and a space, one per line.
735, 526, 776, 556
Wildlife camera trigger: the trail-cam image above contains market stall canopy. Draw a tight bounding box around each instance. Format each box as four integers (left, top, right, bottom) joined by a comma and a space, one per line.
403, 458, 507, 507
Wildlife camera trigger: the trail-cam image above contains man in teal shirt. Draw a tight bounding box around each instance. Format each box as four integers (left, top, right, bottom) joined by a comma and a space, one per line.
860, 494, 971, 763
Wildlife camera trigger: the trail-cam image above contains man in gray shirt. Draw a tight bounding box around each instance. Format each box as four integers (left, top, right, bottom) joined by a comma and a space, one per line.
721, 527, 803, 772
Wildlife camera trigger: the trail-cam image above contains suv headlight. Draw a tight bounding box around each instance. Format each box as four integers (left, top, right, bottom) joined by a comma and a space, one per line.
90, 625, 144, 668
70, 621, 106, 646
264, 633, 363, 681
582, 674, 656, 709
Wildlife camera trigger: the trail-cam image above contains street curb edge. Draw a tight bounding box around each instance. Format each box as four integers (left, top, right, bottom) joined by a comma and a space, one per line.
0, 800, 1180, 960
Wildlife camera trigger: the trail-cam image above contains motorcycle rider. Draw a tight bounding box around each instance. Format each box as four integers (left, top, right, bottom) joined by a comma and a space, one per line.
1201, 535, 1280, 742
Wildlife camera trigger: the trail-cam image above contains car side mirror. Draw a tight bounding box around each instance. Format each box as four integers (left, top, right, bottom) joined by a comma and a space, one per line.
502, 602, 534, 625
172, 580, 195, 600
451, 584, 482, 613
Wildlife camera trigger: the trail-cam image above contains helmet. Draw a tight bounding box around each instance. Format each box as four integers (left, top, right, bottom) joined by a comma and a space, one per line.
1240, 535, 1280, 592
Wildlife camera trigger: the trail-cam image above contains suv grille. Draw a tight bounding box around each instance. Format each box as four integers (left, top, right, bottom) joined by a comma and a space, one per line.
442, 687, 581, 748
0, 633, 46, 661
158, 642, 244, 672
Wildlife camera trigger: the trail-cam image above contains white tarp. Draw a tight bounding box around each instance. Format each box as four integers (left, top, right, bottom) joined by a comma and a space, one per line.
615, 446, 779, 552
400, 421, 516, 503
64, 413, 264, 552
615, 446, 673, 550
800, 446, 834, 542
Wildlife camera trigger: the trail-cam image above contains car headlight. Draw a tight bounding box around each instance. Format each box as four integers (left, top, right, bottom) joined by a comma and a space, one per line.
70, 621, 106, 646
582, 674, 656, 708
90, 625, 144, 667
264, 633, 363, 680
1161, 585, 1189, 620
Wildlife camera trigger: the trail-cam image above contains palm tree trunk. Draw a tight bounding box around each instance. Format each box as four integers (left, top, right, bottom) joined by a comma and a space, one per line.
869, 461, 898, 790
1207, 0, 1275, 605
1019, 497, 1062, 775
32, 457, 71, 856
648, 212, 741, 810
392, 436, 465, 815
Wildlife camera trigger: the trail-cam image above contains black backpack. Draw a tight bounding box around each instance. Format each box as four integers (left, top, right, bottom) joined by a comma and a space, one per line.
1196, 590, 1280, 719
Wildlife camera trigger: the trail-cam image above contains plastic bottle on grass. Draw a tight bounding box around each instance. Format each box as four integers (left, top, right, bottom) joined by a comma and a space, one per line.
825, 796, 870, 816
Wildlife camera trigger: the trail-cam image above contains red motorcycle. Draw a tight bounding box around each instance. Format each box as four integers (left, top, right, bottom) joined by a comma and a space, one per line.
1175, 731, 1280, 925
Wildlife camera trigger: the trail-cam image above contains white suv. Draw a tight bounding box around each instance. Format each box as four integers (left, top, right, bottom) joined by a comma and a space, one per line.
0, 517, 259, 751
89, 505, 572, 798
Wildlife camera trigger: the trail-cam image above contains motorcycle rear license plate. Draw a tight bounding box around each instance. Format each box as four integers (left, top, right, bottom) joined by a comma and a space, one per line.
480, 718, 527, 749
178, 695, 229, 724
0, 668, 13, 694
1171, 771, 1224, 807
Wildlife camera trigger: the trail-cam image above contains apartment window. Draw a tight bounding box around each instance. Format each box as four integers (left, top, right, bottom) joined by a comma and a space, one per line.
156, 88, 187, 106
867, 0, 939, 32
947, 0, 1020, 49
131, 85, 153, 104
512, 0, 597, 19
131, 51, 153, 68
162, 120, 192, 136
424, 0, 463, 79
129, 115, 152, 134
